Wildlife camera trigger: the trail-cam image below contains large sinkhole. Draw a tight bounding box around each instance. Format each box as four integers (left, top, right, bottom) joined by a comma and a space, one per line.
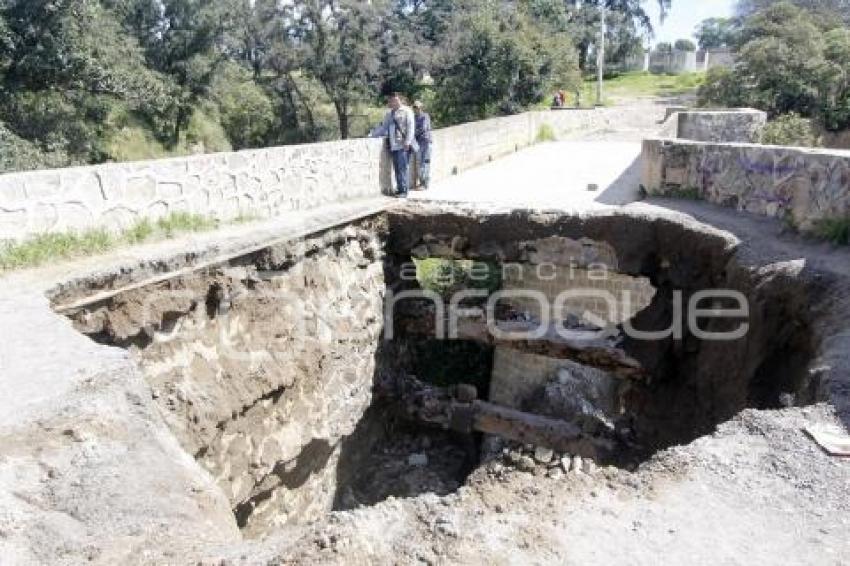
52, 209, 820, 538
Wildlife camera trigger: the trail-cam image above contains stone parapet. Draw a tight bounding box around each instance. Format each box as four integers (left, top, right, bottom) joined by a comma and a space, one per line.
0, 107, 628, 243
642, 138, 850, 231
0, 138, 393, 242
676, 109, 766, 143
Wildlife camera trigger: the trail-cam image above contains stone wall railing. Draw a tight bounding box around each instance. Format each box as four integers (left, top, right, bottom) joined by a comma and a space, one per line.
0, 108, 621, 243
642, 138, 850, 231
0, 138, 392, 242
676, 109, 766, 143
430, 108, 619, 183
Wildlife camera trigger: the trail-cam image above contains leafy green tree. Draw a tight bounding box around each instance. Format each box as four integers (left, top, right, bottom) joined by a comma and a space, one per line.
736, 2, 825, 116
209, 62, 275, 149
433, 2, 578, 123
0, 122, 74, 173
0, 0, 174, 162
700, 1, 850, 131
291, 0, 385, 139
674, 39, 696, 52
565, 0, 672, 70
695, 17, 737, 50
736, 0, 850, 26
110, 0, 233, 144
819, 27, 850, 130
697, 66, 749, 107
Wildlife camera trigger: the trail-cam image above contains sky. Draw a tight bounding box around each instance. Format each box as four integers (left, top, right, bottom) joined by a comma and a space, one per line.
643, 0, 737, 46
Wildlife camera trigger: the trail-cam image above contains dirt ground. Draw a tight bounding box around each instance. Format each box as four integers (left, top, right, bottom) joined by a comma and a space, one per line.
192, 198, 850, 566
203, 405, 848, 566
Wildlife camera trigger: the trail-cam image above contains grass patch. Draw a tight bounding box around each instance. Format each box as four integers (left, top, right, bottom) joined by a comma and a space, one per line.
154, 212, 217, 237
665, 186, 702, 200
814, 218, 850, 246
572, 71, 705, 106
415, 258, 502, 298
0, 230, 116, 270
536, 123, 556, 143
0, 212, 225, 272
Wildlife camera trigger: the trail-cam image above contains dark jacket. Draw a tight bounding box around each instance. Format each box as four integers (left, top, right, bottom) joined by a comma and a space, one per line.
415, 112, 433, 145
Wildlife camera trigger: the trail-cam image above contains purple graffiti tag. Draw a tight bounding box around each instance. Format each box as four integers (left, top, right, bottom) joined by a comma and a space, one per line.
737, 156, 799, 176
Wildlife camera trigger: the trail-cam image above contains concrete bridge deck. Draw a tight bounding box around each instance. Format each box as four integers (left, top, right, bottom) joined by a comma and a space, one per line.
412, 140, 642, 209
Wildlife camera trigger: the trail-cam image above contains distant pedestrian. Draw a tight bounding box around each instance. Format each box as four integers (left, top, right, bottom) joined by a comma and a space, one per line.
552, 92, 563, 108
380, 93, 416, 197
413, 100, 433, 190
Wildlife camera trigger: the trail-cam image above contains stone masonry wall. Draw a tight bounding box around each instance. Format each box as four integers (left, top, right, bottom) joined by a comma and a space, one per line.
489, 349, 621, 418
642, 138, 850, 231
676, 109, 766, 143
0, 108, 627, 244
428, 108, 624, 183
0, 139, 391, 242
489, 234, 654, 411
66, 223, 388, 537
500, 265, 655, 327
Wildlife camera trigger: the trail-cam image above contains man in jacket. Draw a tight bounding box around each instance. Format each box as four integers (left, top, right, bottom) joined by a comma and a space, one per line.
413, 100, 433, 190
381, 93, 416, 197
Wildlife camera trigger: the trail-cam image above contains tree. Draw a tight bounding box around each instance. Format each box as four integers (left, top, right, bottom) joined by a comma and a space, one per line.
291, 0, 385, 139
109, 0, 234, 144
695, 17, 737, 50
819, 27, 850, 129
699, 1, 850, 131
736, 0, 850, 25
433, 2, 579, 124
736, 2, 825, 116
564, 0, 672, 70
209, 62, 274, 149
674, 38, 696, 51
0, 0, 174, 162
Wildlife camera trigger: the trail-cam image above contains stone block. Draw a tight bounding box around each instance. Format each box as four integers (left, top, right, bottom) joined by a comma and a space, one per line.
125, 176, 158, 203
157, 182, 183, 200
0, 207, 27, 240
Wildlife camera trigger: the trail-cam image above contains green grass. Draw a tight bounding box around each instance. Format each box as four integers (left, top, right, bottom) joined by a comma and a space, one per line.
571, 71, 706, 107
0, 212, 224, 271
814, 218, 850, 246
666, 186, 702, 200
536, 123, 557, 143
415, 258, 502, 298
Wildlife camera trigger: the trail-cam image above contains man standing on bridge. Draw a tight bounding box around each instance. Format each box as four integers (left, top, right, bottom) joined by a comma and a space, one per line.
413, 100, 433, 191
380, 93, 416, 197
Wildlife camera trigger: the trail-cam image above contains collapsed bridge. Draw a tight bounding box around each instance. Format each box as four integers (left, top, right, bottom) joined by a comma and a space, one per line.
46, 204, 825, 539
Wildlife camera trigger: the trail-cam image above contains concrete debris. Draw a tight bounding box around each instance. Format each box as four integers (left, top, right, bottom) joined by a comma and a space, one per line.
408, 453, 429, 467
804, 425, 850, 457
534, 446, 554, 464
571, 455, 584, 474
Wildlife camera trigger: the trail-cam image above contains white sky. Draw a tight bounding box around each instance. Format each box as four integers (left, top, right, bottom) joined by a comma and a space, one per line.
644, 0, 736, 46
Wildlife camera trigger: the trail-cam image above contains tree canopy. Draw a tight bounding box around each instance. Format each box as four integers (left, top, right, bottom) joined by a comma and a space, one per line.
699, 1, 850, 131
0, 0, 677, 172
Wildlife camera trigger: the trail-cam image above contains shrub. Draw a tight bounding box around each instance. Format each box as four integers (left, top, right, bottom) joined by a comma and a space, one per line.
760, 113, 818, 146
415, 259, 501, 298
183, 107, 232, 154
536, 123, 556, 142
698, 66, 748, 108
0, 123, 72, 173
210, 63, 275, 150
814, 218, 850, 245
